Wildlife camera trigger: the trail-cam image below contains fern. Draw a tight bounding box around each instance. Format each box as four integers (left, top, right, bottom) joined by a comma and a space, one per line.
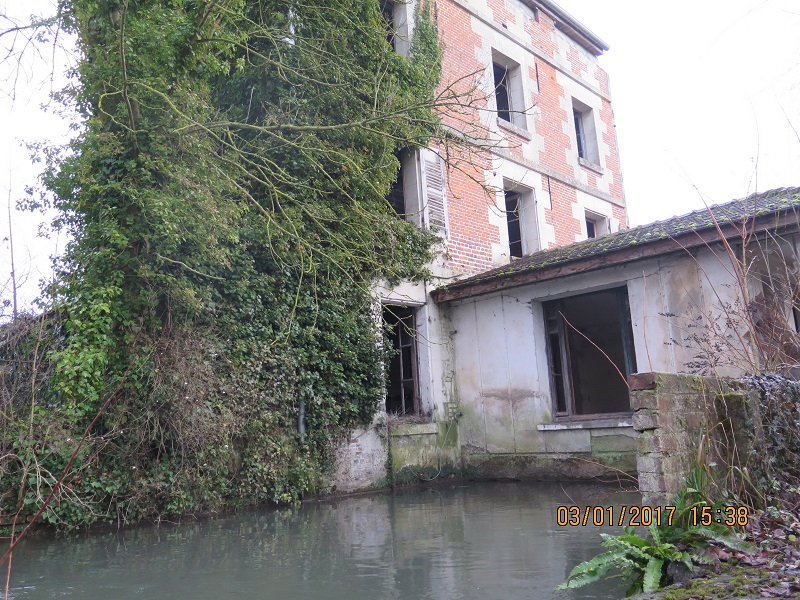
643, 558, 664, 592
554, 551, 618, 590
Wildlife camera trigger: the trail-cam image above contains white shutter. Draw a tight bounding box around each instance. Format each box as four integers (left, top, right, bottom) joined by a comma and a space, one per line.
420, 149, 449, 237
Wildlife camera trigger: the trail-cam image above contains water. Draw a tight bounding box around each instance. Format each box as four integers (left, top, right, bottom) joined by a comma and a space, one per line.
6, 482, 639, 599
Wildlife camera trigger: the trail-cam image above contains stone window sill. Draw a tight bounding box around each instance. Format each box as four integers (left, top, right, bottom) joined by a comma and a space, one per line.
578, 157, 604, 174
497, 117, 533, 141
537, 416, 632, 431
390, 422, 438, 436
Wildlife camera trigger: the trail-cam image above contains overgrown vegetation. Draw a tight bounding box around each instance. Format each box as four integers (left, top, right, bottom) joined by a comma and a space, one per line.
0, 0, 457, 529
557, 474, 751, 596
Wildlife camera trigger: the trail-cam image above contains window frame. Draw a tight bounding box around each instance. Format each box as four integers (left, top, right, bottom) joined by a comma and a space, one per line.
504, 189, 523, 258
543, 287, 637, 420
491, 51, 527, 131
383, 305, 421, 416
571, 98, 600, 166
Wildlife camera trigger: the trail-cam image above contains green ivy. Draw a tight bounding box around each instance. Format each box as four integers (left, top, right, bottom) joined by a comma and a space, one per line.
2, 0, 443, 528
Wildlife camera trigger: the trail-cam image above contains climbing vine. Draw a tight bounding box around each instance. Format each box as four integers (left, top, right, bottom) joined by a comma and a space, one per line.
1, 0, 446, 528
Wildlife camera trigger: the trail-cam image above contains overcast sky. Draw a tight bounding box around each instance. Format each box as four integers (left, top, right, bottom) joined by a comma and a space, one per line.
557, 0, 800, 225
3, 0, 800, 310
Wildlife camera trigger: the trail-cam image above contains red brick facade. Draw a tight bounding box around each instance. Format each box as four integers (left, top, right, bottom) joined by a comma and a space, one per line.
431, 0, 627, 275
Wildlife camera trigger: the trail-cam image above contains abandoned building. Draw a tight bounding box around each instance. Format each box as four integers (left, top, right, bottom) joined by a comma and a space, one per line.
330, 0, 800, 493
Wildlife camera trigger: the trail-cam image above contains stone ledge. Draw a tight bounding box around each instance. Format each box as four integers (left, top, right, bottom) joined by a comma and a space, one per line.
538, 417, 632, 431
578, 156, 604, 174
497, 117, 533, 140
389, 422, 438, 436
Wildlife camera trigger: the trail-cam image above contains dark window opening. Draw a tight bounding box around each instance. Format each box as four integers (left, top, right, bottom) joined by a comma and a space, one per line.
573, 108, 587, 159
586, 218, 596, 239
387, 158, 405, 215
505, 190, 523, 258
493, 62, 511, 123
384, 305, 418, 416
380, 0, 396, 48
544, 288, 636, 417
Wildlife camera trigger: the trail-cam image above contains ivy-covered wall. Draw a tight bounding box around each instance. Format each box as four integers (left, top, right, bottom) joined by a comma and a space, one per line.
1, 0, 446, 529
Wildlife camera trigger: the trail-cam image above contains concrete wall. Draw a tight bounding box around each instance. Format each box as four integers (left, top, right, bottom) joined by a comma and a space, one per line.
444, 242, 774, 480
329, 420, 461, 493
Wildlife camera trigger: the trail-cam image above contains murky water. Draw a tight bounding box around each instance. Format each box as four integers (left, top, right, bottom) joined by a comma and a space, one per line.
6, 482, 639, 599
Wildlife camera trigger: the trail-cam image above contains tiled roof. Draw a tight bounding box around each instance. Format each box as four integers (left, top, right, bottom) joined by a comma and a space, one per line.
435, 187, 800, 301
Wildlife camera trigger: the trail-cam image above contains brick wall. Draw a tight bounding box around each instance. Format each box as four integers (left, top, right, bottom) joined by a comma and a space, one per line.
433, 0, 627, 275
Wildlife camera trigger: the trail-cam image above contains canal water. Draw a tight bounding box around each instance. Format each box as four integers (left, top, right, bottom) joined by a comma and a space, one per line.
7, 482, 639, 599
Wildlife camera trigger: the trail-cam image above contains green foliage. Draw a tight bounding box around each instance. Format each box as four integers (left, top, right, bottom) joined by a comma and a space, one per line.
744, 374, 800, 485
556, 525, 692, 596
2, 0, 445, 528
556, 480, 751, 597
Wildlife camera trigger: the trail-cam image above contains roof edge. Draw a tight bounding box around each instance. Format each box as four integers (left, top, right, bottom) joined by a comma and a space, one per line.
530, 0, 609, 55
432, 213, 800, 304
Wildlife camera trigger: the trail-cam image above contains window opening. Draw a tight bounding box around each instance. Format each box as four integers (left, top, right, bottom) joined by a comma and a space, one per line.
544, 288, 636, 417
387, 157, 405, 215
573, 108, 586, 159
493, 63, 512, 123
384, 305, 419, 415
585, 217, 596, 239
380, 0, 396, 49
505, 190, 523, 258
572, 99, 600, 165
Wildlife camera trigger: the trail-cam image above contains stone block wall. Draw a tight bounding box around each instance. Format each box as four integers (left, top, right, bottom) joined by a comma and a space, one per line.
630, 372, 756, 505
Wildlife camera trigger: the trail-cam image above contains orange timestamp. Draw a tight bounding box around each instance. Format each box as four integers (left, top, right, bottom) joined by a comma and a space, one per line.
556, 505, 751, 527
557, 505, 675, 527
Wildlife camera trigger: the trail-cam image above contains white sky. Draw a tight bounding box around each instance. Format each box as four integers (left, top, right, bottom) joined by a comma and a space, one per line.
557, 0, 800, 225
2, 0, 800, 311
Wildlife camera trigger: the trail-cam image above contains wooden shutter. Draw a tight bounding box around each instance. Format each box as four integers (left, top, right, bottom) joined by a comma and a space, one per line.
421, 149, 449, 236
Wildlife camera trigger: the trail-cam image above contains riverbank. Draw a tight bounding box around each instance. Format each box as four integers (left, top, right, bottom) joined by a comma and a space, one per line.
634, 505, 800, 599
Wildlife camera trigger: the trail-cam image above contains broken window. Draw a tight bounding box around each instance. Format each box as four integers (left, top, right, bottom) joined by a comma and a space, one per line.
544, 288, 636, 417
384, 305, 419, 415
380, 0, 397, 49
492, 51, 527, 130
493, 62, 512, 123
584, 210, 609, 240
387, 155, 405, 215
505, 190, 523, 258
572, 98, 600, 165
585, 217, 596, 239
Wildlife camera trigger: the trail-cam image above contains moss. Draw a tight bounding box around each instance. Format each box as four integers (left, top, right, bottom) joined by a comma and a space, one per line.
654, 563, 775, 600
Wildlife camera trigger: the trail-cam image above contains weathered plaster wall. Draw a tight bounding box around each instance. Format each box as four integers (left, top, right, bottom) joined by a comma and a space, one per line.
330, 426, 390, 493
330, 420, 461, 493
445, 245, 759, 479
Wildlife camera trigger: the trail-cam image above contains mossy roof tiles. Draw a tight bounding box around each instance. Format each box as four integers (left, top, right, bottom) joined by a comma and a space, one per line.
435, 187, 800, 301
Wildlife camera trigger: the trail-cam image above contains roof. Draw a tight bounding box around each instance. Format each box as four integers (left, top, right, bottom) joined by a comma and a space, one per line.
530, 0, 609, 56
432, 187, 800, 303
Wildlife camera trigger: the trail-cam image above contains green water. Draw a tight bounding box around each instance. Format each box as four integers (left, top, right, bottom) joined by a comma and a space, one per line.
7, 482, 639, 599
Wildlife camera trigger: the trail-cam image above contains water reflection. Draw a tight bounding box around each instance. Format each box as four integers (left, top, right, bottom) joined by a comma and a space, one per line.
8, 482, 638, 599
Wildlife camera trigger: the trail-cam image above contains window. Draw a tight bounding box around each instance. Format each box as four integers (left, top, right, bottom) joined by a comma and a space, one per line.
501, 182, 538, 258
584, 210, 608, 240
572, 98, 600, 165
386, 154, 405, 215
585, 217, 596, 239
384, 305, 419, 415
505, 190, 523, 258
492, 51, 526, 130
379, 0, 411, 55
544, 288, 636, 417
380, 0, 396, 48
493, 63, 512, 123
